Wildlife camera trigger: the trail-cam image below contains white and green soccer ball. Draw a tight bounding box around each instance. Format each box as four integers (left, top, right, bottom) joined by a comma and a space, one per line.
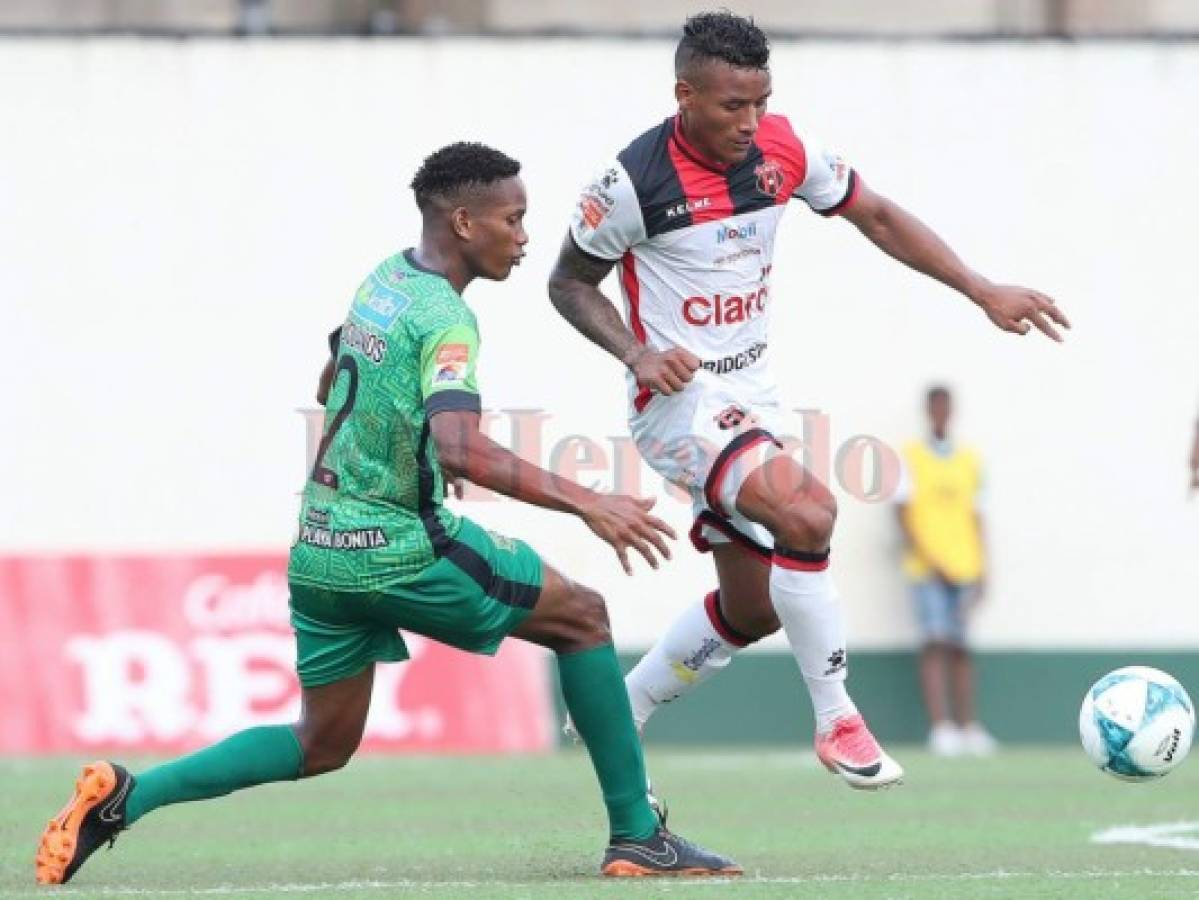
1079, 666, 1194, 781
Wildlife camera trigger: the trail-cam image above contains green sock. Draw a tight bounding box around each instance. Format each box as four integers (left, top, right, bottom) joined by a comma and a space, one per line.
125, 724, 304, 825
557, 644, 658, 842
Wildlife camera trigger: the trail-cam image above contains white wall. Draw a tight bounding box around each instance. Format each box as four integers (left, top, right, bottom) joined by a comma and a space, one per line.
3, 38, 1198, 648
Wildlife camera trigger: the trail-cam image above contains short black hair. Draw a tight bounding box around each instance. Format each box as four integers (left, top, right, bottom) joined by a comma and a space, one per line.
410, 142, 521, 211
675, 11, 770, 79
927, 385, 952, 405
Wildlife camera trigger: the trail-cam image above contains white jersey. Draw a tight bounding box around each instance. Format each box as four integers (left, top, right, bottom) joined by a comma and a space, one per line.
570, 113, 860, 415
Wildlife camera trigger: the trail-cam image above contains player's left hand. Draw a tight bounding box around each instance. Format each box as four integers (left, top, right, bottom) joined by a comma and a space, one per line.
975, 284, 1071, 342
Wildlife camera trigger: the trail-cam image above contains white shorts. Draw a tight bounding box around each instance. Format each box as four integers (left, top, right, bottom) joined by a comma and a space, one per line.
630, 372, 784, 561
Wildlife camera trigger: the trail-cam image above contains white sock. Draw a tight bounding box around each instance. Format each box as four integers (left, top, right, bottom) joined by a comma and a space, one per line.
769, 549, 857, 733
625, 592, 749, 730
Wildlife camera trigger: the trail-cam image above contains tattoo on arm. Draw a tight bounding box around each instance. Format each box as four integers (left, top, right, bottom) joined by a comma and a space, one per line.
547, 234, 642, 367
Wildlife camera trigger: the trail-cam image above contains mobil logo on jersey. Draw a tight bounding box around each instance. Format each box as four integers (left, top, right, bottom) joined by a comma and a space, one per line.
715, 220, 757, 244
682, 264, 773, 327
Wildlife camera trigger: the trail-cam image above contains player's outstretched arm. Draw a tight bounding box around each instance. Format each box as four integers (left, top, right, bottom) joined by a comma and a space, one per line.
430, 408, 676, 574
547, 234, 700, 395
840, 184, 1071, 342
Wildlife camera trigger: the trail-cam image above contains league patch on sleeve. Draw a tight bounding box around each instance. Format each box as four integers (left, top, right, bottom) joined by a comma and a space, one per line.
433, 343, 471, 383
578, 190, 614, 231
575, 167, 620, 231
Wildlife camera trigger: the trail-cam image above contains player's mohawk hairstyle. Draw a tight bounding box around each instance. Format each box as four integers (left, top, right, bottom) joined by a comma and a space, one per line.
675, 11, 770, 77
410, 142, 521, 211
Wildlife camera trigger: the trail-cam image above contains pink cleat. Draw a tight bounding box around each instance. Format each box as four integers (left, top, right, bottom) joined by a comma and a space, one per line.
815, 714, 904, 790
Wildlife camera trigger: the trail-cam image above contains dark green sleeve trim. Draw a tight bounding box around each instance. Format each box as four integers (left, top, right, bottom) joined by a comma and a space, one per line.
425, 390, 482, 417
328, 327, 342, 357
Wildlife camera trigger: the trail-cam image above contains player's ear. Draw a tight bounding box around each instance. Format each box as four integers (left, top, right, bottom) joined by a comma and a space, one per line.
450, 206, 471, 241
675, 79, 693, 109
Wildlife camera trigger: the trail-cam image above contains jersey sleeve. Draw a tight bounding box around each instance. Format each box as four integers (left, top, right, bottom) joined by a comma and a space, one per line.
328, 326, 342, 357
568, 160, 646, 262
792, 132, 860, 217
418, 320, 482, 417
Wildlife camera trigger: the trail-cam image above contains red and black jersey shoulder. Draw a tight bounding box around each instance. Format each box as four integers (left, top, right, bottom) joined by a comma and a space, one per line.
616, 118, 692, 239
618, 114, 808, 240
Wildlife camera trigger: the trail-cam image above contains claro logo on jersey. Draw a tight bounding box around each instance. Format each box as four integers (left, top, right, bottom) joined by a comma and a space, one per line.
681, 266, 773, 327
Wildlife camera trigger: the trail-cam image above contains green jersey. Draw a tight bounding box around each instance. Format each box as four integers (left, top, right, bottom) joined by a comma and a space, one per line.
288, 249, 482, 590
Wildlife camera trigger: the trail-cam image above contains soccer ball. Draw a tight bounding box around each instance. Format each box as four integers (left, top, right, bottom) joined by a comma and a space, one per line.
1079, 666, 1194, 781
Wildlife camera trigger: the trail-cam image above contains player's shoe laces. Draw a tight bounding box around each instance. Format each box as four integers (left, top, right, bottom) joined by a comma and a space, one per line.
815, 713, 904, 790
35, 761, 132, 885
646, 782, 668, 829
601, 827, 742, 877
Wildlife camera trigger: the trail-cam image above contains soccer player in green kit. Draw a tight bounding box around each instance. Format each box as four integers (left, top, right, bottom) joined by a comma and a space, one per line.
34, 143, 740, 884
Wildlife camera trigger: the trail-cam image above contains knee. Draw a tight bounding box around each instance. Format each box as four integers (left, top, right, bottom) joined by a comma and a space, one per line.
297, 727, 361, 777
737, 607, 781, 639
773, 493, 837, 551
554, 586, 612, 654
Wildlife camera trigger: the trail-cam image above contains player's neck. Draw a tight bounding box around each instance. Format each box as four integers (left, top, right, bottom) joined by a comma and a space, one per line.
675, 113, 729, 170
411, 241, 473, 294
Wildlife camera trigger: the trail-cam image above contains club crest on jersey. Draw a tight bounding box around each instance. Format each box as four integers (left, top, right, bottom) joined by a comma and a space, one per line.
715, 405, 747, 430
755, 159, 785, 198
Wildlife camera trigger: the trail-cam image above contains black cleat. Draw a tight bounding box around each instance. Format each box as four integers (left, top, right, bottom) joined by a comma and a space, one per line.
601, 827, 742, 877
35, 761, 132, 885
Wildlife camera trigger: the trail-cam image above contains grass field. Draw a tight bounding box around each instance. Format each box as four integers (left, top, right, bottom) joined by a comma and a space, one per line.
3, 748, 1198, 899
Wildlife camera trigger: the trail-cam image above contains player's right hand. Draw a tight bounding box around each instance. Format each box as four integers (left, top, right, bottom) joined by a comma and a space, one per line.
627, 346, 701, 396
580, 494, 677, 575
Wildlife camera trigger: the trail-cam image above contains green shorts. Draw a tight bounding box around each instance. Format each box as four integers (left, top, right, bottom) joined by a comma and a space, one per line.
289, 517, 543, 688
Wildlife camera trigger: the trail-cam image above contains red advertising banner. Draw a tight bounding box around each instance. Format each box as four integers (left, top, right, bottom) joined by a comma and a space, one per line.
0, 556, 554, 755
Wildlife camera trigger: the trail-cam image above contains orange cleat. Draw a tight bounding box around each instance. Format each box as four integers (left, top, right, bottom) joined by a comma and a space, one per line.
35, 761, 132, 885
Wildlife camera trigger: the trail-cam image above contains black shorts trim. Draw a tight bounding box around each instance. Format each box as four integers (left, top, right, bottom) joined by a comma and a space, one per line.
689, 510, 772, 564
703, 427, 776, 515
441, 539, 541, 611
415, 420, 540, 611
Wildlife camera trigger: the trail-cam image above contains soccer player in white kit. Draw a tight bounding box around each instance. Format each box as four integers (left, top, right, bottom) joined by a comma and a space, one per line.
548, 12, 1070, 791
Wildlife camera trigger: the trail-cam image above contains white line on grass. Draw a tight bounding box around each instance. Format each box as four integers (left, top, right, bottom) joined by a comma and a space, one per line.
17, 869, 1199, 896
1093, 821, 1199, 851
